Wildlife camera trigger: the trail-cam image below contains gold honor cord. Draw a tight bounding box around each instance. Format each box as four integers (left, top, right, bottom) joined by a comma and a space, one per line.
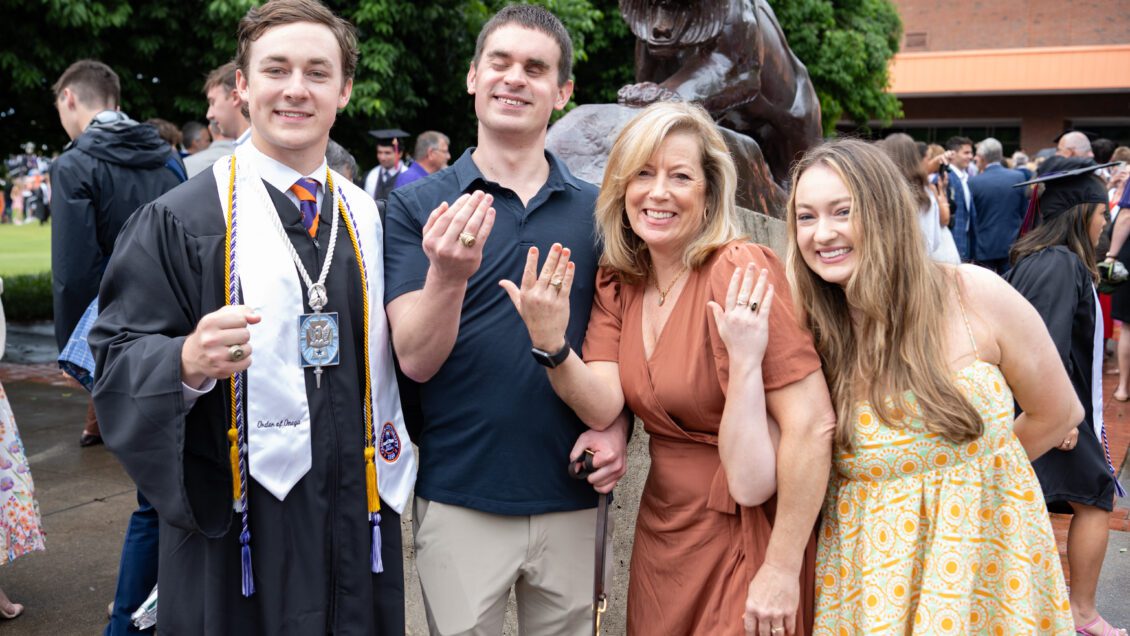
224, 157, 242, 504
222, 156, 255, 596
222, 157, 385, 585
326, 170, 380, 517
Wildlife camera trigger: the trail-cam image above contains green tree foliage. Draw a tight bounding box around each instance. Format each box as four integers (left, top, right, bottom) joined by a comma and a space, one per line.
1, 0, 626, 167
768, 0, 903, 134
1, 0, 900, 162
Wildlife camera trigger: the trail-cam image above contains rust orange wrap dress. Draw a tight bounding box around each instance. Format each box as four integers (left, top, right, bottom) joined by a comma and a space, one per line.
582, 242, 823, 635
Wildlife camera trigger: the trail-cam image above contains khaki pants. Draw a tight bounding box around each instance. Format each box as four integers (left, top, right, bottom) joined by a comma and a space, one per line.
413, 497, 611, 636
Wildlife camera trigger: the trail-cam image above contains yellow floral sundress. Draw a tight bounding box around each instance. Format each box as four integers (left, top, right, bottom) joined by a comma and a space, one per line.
814, 346, 1072, 634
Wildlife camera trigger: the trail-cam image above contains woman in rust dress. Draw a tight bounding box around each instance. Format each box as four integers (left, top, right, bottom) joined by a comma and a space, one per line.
500, 102, 836, 636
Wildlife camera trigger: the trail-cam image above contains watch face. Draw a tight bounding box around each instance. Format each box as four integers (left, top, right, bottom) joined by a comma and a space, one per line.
531, 343, 569, 368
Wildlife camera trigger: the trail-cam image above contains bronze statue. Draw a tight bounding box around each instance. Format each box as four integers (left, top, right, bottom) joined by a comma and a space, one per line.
617, 0, 823, 187
545, 103, 787, 218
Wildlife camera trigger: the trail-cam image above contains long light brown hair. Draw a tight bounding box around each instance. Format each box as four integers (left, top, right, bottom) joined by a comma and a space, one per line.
786, 139, 983, 449
595, 101, 741, 284
878, 133, 930, 210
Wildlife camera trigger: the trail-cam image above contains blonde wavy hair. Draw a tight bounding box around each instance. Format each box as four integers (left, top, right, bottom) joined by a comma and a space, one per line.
595, 101, 742, 283
786, 139, 983, 449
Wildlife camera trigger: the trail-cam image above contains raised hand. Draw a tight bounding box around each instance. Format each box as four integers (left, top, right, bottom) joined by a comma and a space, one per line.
707, 264, 774, 367
181, 305, 262, 388
499, 243, 574, 351
422, 190, 496, 283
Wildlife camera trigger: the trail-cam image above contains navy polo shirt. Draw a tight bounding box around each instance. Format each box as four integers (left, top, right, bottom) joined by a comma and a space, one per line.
384, 148, 600, 515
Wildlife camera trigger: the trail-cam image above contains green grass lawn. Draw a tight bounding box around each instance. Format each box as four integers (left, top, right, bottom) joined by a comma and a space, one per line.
0, 222, 51, 276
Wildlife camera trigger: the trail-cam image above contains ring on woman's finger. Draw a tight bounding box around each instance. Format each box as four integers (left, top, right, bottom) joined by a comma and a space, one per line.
458, 232, 477, 248
550, 276, 564, 291
735, 299, 749, 307
749, 301, 759, 313
228, 344, 246, 362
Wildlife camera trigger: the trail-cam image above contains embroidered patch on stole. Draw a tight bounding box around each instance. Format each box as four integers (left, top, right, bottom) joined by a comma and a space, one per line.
379, 421, 401, 463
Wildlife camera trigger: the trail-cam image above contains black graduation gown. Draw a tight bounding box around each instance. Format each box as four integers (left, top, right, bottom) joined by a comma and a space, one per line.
1006, 246, 1118, 513
90, 170, 405, 635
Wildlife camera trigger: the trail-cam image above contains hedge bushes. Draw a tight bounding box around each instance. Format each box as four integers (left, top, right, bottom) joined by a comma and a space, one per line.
2, 272, 53, 322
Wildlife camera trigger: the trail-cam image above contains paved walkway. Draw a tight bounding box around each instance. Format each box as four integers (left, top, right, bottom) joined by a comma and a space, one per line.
1, 350, 1127, 633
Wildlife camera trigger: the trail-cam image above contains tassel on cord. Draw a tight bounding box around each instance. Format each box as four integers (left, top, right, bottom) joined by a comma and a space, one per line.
240, 529, 255, 596
370, 512, 384, 573
1101, 425, 1127, 498
228, 428, 243, 510
364, 447, 383, 573
1018, 186, 1040, 237
365, 447, 380, 513
340, 180, 384, 575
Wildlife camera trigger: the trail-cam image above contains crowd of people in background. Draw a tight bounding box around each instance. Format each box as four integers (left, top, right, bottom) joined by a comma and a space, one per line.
0, 0, 1127, 635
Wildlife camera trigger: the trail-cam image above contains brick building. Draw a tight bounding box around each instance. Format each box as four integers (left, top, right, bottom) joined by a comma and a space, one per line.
860, 0, 1130, 155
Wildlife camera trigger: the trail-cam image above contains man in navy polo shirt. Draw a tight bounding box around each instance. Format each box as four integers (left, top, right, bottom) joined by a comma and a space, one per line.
383, 5, 629, 635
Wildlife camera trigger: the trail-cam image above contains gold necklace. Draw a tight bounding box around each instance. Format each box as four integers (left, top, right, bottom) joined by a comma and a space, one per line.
653, 266, 688, 306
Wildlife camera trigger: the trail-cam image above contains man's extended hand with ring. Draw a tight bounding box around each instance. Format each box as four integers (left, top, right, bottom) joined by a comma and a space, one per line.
422, 190, 496, 283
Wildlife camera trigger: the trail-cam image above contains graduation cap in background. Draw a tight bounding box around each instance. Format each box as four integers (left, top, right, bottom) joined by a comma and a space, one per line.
368, 128, 410, 155
1015, 159, 1117, 235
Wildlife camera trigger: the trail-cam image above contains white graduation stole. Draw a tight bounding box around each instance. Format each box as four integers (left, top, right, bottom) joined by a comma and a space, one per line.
211, 149, 417, 512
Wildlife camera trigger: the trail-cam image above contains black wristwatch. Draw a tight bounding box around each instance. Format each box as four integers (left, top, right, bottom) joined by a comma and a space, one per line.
531, 342, 571, 368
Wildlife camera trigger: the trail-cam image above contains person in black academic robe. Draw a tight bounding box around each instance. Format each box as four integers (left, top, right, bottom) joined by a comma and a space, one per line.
89, 168, 404, 635
1005, 161, 1124, 634
1008, 246, 1116, 509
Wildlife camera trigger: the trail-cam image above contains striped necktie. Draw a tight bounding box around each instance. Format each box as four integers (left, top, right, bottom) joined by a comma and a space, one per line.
289, 178, 320, 237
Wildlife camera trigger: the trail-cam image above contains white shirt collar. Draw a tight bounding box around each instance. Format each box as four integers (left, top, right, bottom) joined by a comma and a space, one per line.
241, 139, 328, 196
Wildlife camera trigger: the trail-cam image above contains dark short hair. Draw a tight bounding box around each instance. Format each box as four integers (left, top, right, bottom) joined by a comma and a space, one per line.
53, 60, 120, 108
146, 118, 182, 147
945, 136, 973, 152
182, 121, 210, 147
473, 4, 573, 86
1092, 138, 1116, 164
236, 0, 359, 82
204, 61, 238, 95
413, 131, 449, 161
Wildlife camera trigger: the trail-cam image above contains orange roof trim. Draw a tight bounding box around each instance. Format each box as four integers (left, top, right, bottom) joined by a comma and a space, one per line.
889, 45, 1130, 96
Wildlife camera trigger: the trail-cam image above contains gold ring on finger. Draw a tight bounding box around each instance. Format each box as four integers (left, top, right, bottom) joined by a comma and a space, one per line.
458, 232, 476, 248
228, 344, 245, 362
550, 276, 564, 291
735, 299, 749, 307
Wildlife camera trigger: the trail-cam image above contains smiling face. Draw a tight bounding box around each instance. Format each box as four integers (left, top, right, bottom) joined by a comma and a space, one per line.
950, 144, 973, 171
238, 21, 352, 173
624, 131, 708, 257
793, 163, 857, 287
467, 24, 572, 142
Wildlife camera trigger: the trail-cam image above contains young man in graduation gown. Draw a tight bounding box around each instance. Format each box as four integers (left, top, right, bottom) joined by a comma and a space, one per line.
384, 6, 629, 634
89, 1, 415, 634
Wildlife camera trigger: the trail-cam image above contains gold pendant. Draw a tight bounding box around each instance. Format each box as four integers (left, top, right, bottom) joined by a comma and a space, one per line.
657, 293, 667, 306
